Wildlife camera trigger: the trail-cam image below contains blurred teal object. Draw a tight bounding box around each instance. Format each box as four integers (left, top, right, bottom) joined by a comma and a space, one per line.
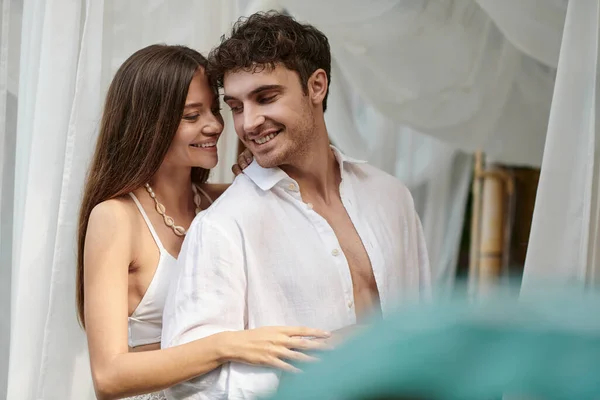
268, 284, 600, 400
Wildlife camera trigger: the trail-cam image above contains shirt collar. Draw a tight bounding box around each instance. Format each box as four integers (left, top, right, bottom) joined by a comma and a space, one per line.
243, 145, 367, 192
331, 145, 367, 165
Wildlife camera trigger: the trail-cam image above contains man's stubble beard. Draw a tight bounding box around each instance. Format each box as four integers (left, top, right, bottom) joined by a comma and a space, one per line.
257, 105, 316, 169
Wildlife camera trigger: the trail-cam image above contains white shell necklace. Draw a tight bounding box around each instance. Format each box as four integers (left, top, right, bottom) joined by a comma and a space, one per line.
144, 183, 203, 236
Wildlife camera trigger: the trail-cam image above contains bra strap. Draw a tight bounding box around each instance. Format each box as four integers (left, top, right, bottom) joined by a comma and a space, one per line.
196, 185, 214, 205
128, 192, 166, 251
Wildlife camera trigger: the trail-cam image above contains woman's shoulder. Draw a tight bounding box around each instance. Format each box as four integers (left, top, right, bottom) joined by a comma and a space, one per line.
87, 196, 138, 239
84, 196, 140, 269
90, 195, 135, 221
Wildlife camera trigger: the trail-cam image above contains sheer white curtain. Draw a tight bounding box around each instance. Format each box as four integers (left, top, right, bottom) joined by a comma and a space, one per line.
475, 0, 566, 68
523, 0, 600, 287
3, 1, 240, 399
1, 1, 22, 398
248, 0, 559, 167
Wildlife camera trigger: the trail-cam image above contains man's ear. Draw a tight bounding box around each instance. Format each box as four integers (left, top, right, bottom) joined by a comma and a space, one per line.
307, 69, 328, 107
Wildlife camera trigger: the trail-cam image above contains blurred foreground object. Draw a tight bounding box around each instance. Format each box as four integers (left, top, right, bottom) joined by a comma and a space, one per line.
269, 283, 600, 400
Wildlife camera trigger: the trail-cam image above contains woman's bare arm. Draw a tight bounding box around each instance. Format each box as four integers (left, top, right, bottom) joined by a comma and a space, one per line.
84, 200, 229, 399
84, 199, 330, 400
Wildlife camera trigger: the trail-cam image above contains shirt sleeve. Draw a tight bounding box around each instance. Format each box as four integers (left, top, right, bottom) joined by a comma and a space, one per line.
400, 184, 432, 300
161, 214, 279, 399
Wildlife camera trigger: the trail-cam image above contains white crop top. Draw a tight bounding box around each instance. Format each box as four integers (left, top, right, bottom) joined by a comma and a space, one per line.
127, 188, 213, 348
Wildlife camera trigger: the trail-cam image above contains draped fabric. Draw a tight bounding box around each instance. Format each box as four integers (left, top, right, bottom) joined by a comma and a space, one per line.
0, 2, 19, 394
523, 0, 600, 288
248, 0, 561, 166
1, 1, 240, 398
1, 1, 21, 396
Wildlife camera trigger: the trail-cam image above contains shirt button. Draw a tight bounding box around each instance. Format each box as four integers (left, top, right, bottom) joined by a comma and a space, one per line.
331, 248, 340, 256
347, 300, 353, 308
288, 183, 297, 191
307, 202, 313, 210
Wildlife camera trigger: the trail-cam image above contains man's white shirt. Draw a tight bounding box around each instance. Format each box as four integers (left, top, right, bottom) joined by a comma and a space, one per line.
162, 147, 431, 399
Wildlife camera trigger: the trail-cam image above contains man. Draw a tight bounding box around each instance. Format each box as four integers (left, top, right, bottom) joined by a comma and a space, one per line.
162, 11, 431, 399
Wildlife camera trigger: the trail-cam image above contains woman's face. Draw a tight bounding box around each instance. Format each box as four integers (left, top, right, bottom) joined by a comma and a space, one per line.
162, 68, 224, 170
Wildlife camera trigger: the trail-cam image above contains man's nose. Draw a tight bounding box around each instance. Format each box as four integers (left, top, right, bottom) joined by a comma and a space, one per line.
243, 105, 265, 135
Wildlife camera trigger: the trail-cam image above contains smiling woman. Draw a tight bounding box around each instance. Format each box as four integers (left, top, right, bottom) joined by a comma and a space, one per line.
154, 68, 224, 176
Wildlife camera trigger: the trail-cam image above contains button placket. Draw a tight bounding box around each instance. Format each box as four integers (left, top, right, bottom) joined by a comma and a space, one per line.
323, 234, 355, 320
302, 175, 356, 323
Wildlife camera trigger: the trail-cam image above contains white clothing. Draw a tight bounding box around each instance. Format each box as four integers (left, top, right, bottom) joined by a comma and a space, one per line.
125, 392, 167, 400
162, 147, 431, 400
127, 187, 214, 347
128, 192, 179, 348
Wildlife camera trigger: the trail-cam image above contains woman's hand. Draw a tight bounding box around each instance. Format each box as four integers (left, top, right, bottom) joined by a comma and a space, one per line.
216, 326, 331, 372
312, 324, 366, 347
232, 148, 254, 176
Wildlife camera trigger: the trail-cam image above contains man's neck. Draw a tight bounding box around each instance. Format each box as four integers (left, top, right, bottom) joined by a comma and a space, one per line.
281, 138, 340, 203
148, 165, 195, 212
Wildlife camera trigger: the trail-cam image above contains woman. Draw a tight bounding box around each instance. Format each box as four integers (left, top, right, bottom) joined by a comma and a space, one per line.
76, 44, 329, 400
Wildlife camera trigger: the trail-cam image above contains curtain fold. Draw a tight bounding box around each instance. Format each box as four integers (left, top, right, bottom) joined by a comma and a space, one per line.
265, 0, 559, 168
475, 0, 566, 68
8, 0, 89, 398
1, 1, 22, 398
523, 0, 600, 288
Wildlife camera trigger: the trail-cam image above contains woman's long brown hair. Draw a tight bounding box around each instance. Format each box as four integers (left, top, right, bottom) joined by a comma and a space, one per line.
76, 44, 211, 327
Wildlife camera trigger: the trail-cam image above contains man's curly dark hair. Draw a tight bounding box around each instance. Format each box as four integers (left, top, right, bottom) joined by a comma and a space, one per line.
208, 11, 332, 112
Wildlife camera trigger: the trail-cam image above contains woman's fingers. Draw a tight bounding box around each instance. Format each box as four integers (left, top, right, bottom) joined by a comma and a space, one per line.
279, 348, 319, 363
279, 326, 331, 339
265, 357, 301, 373
242, 148, 253, 164
287, 337, 332, 351
232, 149, 253, 176
264, 349, 317, 373
232, 164, 243, 176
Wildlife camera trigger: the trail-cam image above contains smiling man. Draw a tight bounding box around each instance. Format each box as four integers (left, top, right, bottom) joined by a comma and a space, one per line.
161, 11, 431, 400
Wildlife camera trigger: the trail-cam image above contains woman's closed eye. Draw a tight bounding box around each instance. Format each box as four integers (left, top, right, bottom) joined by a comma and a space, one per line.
183, 114, 199, 121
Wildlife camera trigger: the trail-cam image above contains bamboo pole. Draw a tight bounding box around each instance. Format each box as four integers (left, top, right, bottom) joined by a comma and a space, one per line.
468, 152, 483, 293
469, 154, 516, 295
478, 165, 505, 287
